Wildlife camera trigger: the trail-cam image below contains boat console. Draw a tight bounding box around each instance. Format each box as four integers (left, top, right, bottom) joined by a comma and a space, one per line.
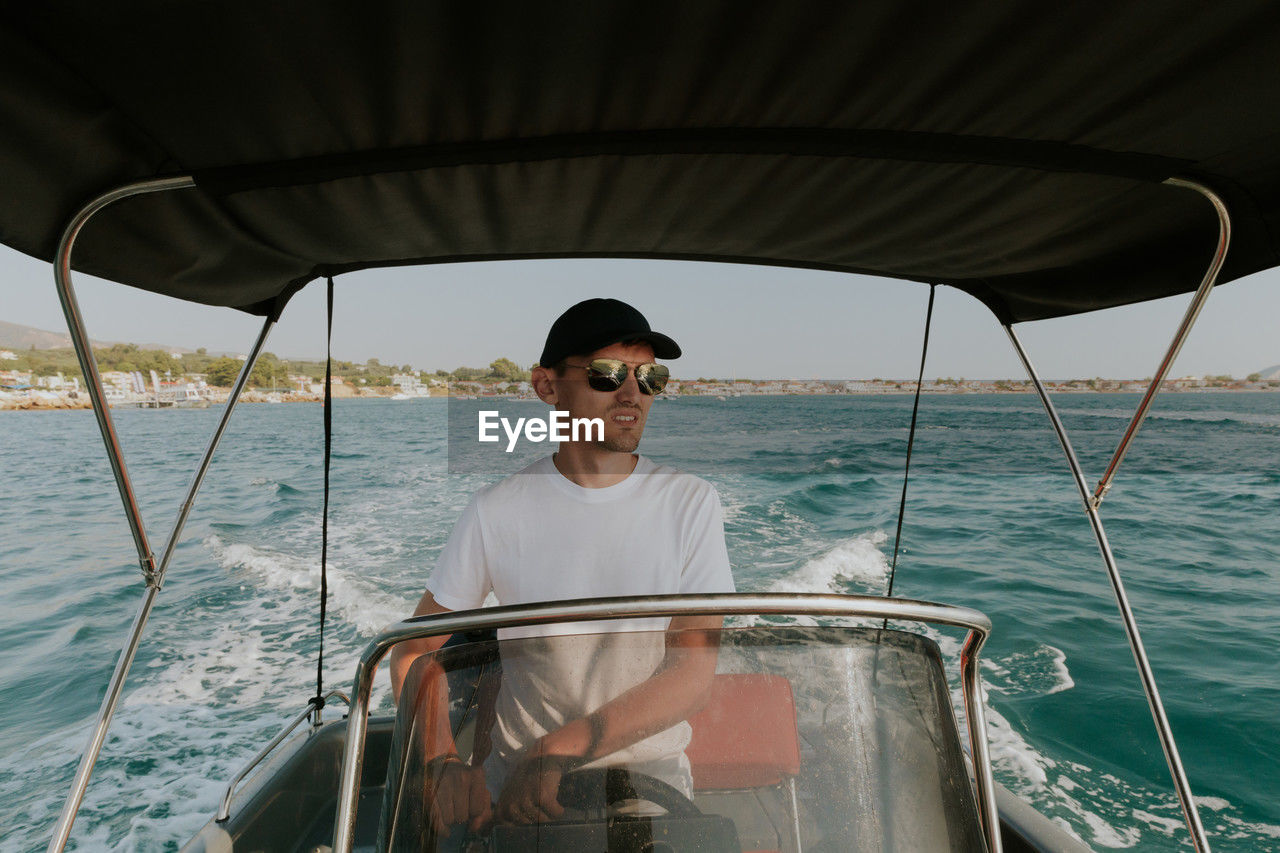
378, 624, 986, 852
189, 595, 1003, 852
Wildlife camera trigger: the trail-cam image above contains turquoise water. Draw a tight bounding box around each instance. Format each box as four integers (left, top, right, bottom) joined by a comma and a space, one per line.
0, 393, 1277, 850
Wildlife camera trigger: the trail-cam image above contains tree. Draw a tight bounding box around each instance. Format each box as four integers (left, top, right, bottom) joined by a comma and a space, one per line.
249, 362, 274, 387
488, 357, 526, 381
247, 352, 286, 387
197, 347, 207, 355
1247, 372, 1262, 382
206, 357, 242, 386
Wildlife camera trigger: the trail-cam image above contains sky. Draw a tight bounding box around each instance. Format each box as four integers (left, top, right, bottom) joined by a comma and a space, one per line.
2, 242, 1277, 380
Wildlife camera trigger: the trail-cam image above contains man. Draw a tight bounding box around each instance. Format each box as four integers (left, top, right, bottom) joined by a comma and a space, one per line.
389, 298, 735, 835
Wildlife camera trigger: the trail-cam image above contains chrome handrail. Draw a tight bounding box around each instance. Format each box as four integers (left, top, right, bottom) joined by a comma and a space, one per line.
330, 593, 1001, 853
217, 690, 351, 822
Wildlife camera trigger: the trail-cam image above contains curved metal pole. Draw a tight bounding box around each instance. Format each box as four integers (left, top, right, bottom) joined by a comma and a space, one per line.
53, 175, 196, 578
46, 176, 278, 853
1092, 178, 1231, 507
1004, 326, 1210, 853
331, 593, 1000, 853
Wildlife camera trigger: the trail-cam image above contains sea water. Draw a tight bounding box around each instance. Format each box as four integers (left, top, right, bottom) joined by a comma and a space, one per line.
0, 393, 1277, 851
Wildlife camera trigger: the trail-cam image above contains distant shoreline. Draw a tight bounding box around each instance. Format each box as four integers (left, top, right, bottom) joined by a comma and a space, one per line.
4, 382, 1278, 411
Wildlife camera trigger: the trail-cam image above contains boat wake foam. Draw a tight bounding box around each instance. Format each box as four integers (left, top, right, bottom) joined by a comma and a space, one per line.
766, 530, 891, 595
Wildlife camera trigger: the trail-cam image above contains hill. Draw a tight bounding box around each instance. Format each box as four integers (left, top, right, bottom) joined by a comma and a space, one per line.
0, 320, 92, 350
0, 320, 185, 353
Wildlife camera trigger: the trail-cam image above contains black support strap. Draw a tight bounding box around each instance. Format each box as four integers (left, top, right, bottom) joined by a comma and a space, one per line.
885, 284, 936, 601
315, 277, 334, 706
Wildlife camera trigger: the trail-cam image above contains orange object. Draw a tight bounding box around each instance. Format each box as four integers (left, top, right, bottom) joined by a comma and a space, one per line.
685, 673, 802, 790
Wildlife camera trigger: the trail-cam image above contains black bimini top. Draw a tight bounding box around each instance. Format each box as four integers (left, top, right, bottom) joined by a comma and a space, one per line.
1, 2, 1278, 322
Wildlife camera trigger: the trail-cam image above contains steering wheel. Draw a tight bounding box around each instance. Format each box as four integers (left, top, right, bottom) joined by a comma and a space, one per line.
556, 767, 703, 819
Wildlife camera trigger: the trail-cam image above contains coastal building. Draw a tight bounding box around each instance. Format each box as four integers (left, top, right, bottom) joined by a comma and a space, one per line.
391, 373, 424, 395
37, 373, 80, 392
100, 371, 135, 391
0, 369, 33, 387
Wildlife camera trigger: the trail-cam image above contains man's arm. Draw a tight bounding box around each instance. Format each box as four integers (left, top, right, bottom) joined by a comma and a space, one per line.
495, 614, 722, 823
390, 589, 494, 833
394, 493, 490, 704
534, 614, 721, 758
389, 588, 453, 704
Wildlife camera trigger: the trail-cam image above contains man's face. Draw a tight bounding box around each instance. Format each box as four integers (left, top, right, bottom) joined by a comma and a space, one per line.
537, 341, 658, 454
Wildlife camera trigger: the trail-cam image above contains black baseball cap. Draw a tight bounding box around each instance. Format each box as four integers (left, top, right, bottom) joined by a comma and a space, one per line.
539, 298, 681, 367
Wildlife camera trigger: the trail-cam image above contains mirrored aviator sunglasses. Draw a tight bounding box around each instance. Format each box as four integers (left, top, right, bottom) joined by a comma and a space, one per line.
574, 358, 670, 395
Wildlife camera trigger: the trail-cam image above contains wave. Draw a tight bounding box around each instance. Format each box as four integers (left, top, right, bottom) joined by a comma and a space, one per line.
0, 535, 411, 850
765, 530, 891, 595
1055, 407, 1280, 428
6, 388, 1276, 852
207, 534, 407, 637
983, 643, 1075, 697
742, 530, 1155, 845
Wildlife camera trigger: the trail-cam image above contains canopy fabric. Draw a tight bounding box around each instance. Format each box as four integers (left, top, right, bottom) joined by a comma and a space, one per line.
1, 2, 1278, 322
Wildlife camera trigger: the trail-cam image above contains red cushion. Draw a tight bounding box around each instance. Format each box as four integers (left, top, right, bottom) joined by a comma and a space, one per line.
685, 673, 801, 790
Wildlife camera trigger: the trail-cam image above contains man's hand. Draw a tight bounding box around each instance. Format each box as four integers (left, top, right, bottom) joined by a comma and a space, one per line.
495, 752, 577, 825
425, 757, 492, 834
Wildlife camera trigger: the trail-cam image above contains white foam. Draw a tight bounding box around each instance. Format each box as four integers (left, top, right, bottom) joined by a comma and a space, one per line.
0, 532, 411, 850
1044, 645, 1074, 695
1195, 796, 1231, 811
208, 534, 407, 637
767, 530, 890, 595
982, 644, 1075, 698
984, 705, 1053, 789
931, 634, 1173, 850
1133, 809, 1184, 835
1081, 810, 1141, 848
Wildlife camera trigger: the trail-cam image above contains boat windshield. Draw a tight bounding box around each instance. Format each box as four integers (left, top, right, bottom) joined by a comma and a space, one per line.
378, 624, 985, 852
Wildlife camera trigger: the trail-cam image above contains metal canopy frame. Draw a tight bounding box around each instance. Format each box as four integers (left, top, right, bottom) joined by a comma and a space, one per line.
328, 592, 1000, 853
46, 176, 278, 853
1002, 176, 1230, 853
41, 171, 1228, 853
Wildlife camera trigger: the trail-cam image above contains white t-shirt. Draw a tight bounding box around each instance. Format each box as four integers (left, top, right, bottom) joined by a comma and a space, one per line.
426, 454, 735, 793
